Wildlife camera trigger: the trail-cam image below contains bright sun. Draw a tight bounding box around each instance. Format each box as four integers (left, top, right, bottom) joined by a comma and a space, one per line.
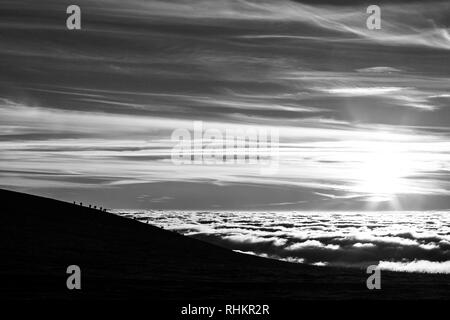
356, 143, 414, 199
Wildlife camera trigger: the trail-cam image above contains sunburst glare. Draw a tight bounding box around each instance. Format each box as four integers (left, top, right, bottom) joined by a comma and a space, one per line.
355, 142, 415, 201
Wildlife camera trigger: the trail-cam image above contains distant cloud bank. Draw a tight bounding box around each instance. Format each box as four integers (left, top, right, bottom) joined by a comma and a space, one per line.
118, 210, 450, 274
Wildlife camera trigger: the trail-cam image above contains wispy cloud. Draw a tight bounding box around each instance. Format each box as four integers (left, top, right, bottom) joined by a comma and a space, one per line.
320, 87, 404, 96
127, 0, 450, 50
0, 0, 449, 209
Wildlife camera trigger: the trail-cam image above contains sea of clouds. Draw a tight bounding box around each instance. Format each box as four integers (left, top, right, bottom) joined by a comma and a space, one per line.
115, 210, 450, 274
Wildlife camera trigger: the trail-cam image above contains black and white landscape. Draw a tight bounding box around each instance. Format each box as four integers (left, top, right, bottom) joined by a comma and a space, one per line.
0, 0, 449, 303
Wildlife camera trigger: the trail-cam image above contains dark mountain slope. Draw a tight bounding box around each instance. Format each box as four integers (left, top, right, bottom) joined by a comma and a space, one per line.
0, 189, 448, 300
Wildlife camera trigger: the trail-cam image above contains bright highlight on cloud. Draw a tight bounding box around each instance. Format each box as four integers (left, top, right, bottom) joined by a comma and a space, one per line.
378, 260, 450, 274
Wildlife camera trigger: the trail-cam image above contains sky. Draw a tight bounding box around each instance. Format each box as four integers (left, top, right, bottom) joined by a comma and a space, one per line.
0, 0, 449, 210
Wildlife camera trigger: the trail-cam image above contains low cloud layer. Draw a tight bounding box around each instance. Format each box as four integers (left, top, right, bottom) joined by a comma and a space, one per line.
117, 210, 450, 273
378, 260, 450, 274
